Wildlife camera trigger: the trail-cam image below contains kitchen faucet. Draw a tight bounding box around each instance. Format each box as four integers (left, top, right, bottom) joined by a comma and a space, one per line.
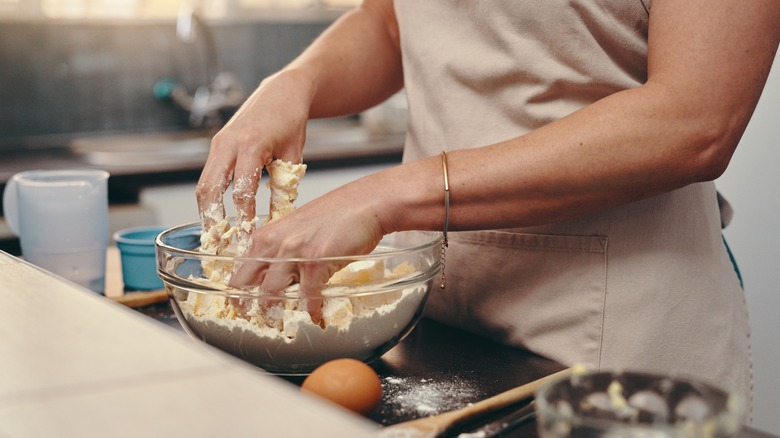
156, 0, 246, 129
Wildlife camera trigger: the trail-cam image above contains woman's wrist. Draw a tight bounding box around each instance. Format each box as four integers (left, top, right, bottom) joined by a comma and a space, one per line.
369, 156, 449, 236
260, 68, 319, 116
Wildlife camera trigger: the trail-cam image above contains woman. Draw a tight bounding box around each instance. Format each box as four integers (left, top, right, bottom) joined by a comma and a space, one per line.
196, 0, 780, 411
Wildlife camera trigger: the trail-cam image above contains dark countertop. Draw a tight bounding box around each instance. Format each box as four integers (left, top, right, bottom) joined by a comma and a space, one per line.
367, 318, 562, 436
134, 301, 776, 438
141, 300, 558, 436
137, 301, 560, 436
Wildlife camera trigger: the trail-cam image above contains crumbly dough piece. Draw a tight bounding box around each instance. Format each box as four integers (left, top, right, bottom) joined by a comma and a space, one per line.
199, 203, 235, 281
200, 203, 232, 256
264, 159, 307, 224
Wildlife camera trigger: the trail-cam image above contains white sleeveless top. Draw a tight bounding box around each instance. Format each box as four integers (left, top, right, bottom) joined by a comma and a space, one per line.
394, 0, 752, 407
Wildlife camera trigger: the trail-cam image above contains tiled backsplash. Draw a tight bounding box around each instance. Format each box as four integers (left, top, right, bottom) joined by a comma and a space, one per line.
0, 18, 330, 151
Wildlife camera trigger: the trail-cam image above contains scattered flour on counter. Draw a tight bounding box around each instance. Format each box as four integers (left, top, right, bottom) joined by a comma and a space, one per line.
374, 375, 483, 424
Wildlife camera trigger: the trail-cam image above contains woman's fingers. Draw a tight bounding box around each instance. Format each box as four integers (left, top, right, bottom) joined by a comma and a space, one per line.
197, 142, 237, 255
300, 261, 343, 326
226, 220, 347, 325
232, 150, 265, 255
228, 258, 268, 289
227, 250, 328, 325
196, 177, 229, 231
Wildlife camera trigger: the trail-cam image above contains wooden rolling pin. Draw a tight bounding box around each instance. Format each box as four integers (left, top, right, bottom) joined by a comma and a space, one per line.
110, 290, 169, 308
380, 367, 572, 437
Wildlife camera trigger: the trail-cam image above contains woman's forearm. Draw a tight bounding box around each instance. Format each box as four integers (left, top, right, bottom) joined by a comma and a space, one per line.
374, 0, 780, 235
375, 85, 751, 235
282, 0, 403, 119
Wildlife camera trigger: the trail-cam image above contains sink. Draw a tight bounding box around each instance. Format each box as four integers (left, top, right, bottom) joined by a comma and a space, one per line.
69, 131, 211, 169
68, 119, 403, 171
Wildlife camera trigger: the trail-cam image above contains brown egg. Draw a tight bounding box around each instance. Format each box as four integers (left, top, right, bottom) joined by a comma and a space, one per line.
301, 358, 383, 416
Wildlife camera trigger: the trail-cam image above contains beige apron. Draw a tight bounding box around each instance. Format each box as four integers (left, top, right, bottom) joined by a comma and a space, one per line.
394, 0, 752, 409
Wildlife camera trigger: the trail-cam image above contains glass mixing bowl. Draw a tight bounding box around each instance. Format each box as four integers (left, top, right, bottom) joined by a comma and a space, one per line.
535, 370, 745, 438
156, 221, 441, 375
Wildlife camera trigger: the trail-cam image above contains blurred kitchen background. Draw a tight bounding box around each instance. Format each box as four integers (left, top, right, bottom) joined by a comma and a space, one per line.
0, 0, 778, 434
0, 0, 405, 251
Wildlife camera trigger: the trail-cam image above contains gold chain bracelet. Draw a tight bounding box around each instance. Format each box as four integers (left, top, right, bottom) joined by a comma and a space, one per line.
440, 151, 450, 289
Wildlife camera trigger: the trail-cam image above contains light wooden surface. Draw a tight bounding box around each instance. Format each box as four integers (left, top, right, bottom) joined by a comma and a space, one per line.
105, 246, 169, 307
104, 245, 126, 299
0, 251, 376, 437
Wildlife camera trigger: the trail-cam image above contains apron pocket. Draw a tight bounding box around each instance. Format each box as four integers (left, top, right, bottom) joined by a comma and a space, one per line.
424, 230, 608, 368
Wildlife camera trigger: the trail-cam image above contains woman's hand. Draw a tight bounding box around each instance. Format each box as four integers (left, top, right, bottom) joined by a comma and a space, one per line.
227, 177, 390, 323
229, 178, 386, 293
195, 0, 403, 252
227, 154, 446, 316
196, 71, 313, 249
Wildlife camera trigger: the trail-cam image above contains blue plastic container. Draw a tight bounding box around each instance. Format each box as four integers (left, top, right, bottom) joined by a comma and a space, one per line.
113, 226, 168, 291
